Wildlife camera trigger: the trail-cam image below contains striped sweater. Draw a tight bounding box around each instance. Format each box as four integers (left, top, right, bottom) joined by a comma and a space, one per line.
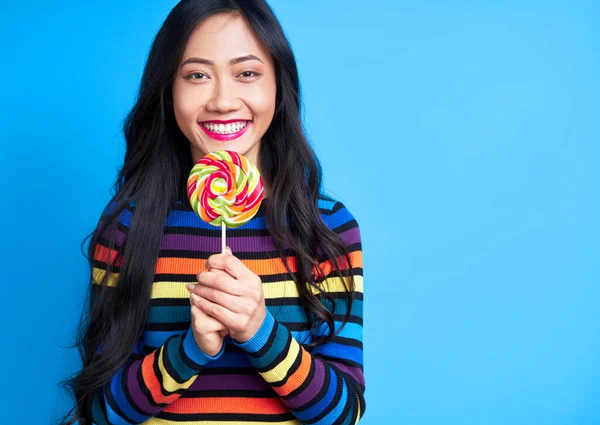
87, 195, 365, 425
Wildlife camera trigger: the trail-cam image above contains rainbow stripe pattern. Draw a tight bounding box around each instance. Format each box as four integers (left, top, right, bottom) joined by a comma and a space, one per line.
88, 196, 365, 424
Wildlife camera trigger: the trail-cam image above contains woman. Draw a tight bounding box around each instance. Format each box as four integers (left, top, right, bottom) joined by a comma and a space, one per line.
59, 1, 365, 424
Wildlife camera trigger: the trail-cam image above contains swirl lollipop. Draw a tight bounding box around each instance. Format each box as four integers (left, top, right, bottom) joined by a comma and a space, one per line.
187, 150, 264, 253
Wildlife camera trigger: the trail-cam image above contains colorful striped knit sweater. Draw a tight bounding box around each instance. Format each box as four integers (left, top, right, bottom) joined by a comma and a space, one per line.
88, 195, 365, 425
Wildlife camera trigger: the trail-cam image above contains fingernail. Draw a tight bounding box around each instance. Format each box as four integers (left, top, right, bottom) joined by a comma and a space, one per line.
191, 293, 200, 302
226, 246, 232, 255
186, 284, 195, 292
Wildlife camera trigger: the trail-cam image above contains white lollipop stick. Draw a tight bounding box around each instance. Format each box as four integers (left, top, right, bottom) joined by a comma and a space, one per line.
222, 221, 226, 254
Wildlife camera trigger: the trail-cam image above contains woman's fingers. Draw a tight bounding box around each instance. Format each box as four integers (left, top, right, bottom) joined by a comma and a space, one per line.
189, 291, 228, 331
195, 270, 245, 296
205, 252, 254, 280
194, 283, 250, 314
190, 293, 237, 330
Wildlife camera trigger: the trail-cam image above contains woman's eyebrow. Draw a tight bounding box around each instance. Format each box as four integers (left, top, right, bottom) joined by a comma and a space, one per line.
180, 54, 264, 68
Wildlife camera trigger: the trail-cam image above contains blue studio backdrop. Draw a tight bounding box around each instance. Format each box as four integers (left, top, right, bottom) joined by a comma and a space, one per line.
0, 1, 598, 424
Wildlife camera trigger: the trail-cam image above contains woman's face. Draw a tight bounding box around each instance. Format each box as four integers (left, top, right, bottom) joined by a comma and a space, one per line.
172, 13, 277, 169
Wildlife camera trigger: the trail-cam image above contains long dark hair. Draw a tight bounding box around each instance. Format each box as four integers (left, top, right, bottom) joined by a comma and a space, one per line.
56, 0, 356, 423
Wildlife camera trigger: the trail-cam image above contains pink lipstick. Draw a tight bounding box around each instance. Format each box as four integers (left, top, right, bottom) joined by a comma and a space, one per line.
198, 120, 252, 142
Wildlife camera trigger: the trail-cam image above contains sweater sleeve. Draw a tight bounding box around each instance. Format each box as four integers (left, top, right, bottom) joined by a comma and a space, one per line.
86, 201, 225, 425
232, 201, 366, 425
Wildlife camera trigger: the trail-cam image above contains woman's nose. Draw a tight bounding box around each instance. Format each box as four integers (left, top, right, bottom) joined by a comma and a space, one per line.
205, 78, 242, 113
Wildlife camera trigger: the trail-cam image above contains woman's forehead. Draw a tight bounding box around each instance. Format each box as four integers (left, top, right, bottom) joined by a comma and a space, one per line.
184, 13, 265, 57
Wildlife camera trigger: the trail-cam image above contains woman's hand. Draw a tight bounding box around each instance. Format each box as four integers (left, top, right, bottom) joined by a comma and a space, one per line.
187, 283, 230, 357
187, 247, 266, 344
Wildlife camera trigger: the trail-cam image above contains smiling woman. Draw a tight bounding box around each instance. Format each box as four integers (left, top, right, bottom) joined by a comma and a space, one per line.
58, 1, 366, 425
172, 14, 277, 174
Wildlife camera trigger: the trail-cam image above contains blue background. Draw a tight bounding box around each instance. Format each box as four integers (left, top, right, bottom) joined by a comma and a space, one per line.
1, 1, 598, 424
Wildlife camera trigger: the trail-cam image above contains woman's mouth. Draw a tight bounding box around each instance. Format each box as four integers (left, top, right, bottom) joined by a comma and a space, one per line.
198, 120, 252, 141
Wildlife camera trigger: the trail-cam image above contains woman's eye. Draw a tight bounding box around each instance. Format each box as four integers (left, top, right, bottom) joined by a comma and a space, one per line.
239, 71, 260, 78
185, 72, 207, 80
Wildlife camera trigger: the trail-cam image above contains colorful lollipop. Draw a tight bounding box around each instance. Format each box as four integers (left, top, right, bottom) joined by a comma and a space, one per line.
187, 150, 264, 253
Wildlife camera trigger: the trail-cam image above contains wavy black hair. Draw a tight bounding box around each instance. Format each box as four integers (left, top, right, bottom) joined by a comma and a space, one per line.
56, 0, 355, 423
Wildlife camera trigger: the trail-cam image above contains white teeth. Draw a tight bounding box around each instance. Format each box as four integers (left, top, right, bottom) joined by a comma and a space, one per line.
202, 121, 249, 134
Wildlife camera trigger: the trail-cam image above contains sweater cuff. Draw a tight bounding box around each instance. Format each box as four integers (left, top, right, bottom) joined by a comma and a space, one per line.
232, 309, 276, 353
181, 324, 225, 366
